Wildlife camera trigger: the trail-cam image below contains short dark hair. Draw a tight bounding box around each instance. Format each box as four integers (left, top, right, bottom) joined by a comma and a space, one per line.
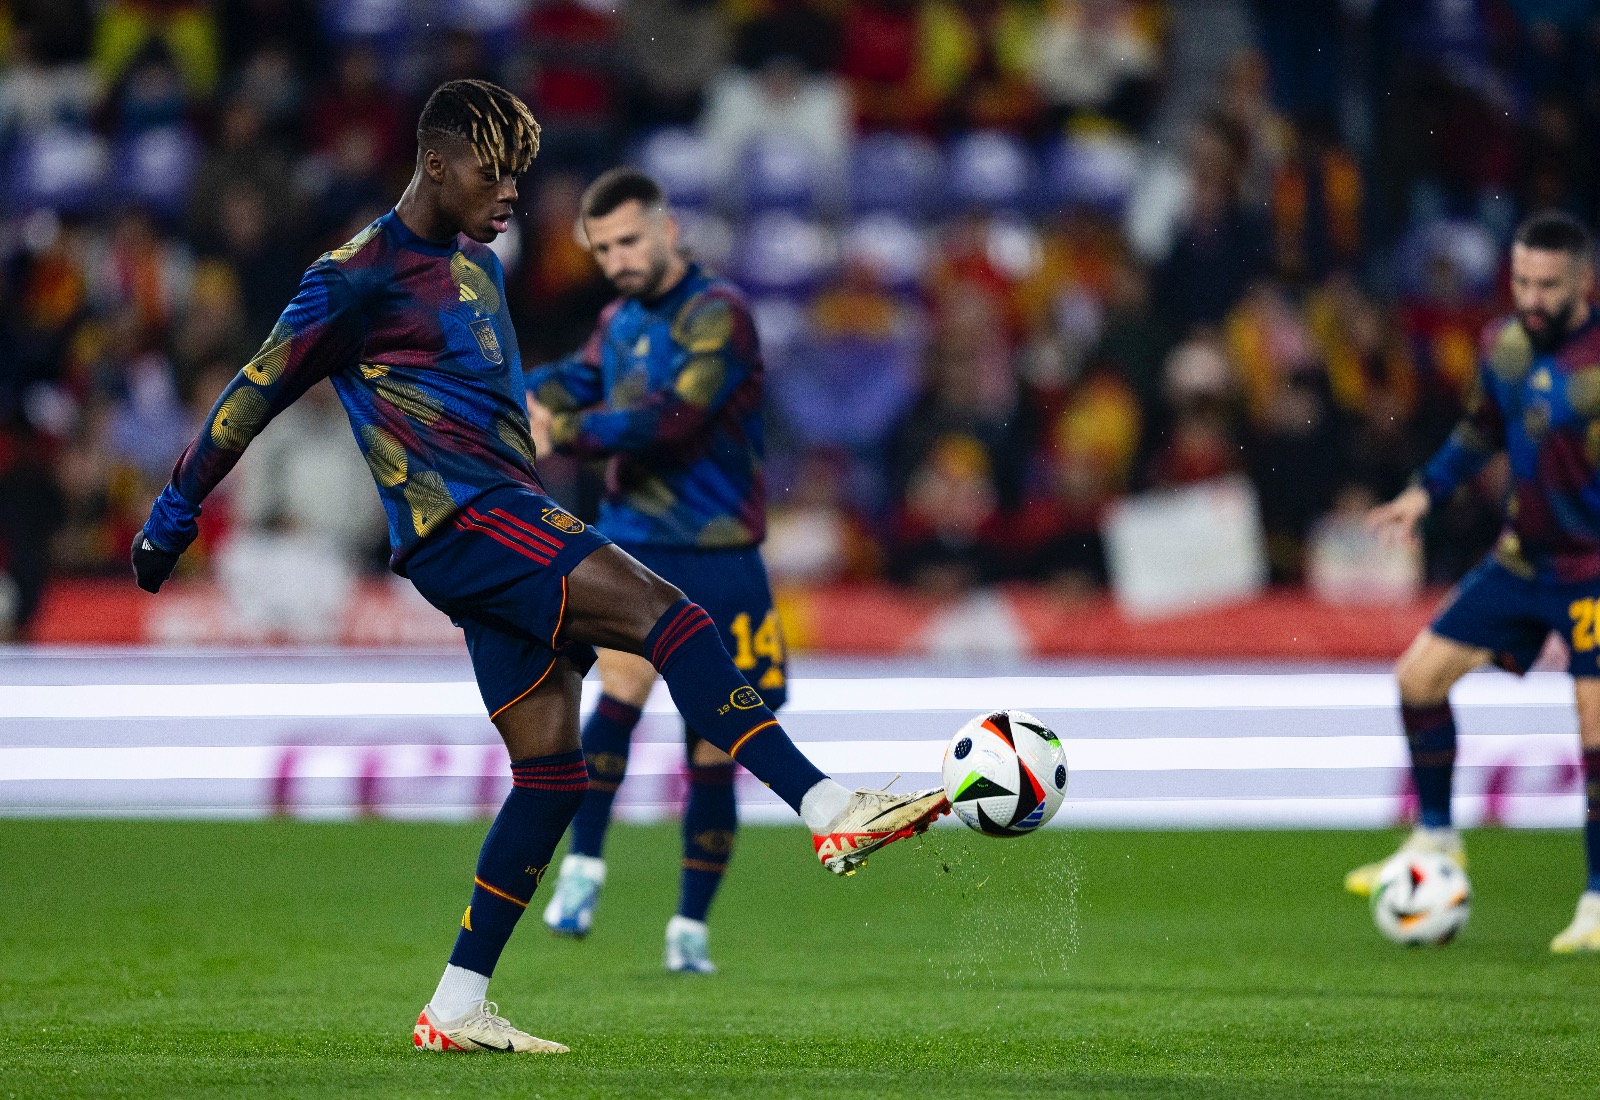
417, 79, 540, 179
580, 167, 665, 221
1515, 209, 1593, 261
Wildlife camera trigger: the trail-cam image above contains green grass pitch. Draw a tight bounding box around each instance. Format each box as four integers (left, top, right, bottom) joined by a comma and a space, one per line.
2, 820, 1597, 1099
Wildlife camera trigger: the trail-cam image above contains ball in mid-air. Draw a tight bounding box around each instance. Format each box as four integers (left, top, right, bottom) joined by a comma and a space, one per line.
941, 709, 1067, 837
1370, 851, 1470, 945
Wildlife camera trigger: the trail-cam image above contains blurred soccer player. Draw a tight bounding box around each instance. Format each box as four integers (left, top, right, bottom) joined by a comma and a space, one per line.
129, 80, 949, 1054
1349, 210, 1600, 952
524, 169, 783, 973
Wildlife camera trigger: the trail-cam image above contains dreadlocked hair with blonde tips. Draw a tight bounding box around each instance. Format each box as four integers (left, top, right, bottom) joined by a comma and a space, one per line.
417, 79, 541, 179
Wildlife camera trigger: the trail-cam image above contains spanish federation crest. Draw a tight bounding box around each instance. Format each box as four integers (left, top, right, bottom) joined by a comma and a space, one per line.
541, 507, 585, 533
470, 318, 504, 365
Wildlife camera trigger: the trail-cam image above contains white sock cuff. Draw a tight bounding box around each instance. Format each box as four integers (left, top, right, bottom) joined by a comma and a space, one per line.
429, 964, 489, 1024
799, 778, 851, 832
561, 853, 606, 884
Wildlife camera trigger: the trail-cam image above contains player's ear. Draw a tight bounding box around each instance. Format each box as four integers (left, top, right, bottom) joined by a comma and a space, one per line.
421, 147, 448, 185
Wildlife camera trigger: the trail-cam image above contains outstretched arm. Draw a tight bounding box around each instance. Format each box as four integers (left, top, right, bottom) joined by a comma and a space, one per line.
133, 263, 366, 591
549, 294, 754, 459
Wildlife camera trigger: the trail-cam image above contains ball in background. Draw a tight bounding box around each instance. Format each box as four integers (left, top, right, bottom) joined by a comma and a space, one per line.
1370, 851, 1471, 945
941, 709, 1068, 837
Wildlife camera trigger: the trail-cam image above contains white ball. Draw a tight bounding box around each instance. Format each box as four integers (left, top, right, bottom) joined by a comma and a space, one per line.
940, 709, 1068, 837
1370, 851, 1471, 945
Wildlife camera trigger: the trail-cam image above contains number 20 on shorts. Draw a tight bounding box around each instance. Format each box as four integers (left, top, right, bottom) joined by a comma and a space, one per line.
1571, 598, 1598, 652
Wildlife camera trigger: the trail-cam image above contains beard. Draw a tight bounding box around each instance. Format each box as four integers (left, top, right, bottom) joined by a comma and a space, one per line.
1520, 299, 1580, 352
614, 248, 672, 300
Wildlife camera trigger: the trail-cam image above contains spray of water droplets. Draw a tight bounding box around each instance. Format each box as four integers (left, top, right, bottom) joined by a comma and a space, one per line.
908, 828, 1083, 984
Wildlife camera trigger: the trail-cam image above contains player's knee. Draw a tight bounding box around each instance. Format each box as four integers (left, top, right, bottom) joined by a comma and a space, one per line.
1395, 650, 1451, 707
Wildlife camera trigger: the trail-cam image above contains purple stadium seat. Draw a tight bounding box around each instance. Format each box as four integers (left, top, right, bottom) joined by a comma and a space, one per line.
945, 130, 1037, 213
737, 134, 825, 214
1042, 133, 1142, 214
732, 212, 836, 295
634, 127, 712, 210
848, 132, 942, 217
114, 126, 202, 223
8, 125, 109, 214
842, 214, 928, 292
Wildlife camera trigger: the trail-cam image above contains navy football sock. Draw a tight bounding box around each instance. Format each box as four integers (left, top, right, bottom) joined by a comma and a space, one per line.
1403, 702, 1456, 829
679, 758, 737, 922
1584, 748, 1600, 893
449, 751, 587, 976
569, 695, 643, 859
645, 599, 825, 812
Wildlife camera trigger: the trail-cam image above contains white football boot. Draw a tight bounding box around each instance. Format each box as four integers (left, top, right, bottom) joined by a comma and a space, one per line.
542, 853, 605, 937
413, 1001, 568, 1054
812, 786, 950, 875
1345, 826, 1466, 897
1550, 891, 1600, 953
664, 914, 716, 974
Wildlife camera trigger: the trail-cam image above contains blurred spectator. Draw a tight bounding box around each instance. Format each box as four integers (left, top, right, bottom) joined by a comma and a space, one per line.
517, 0, 624, 174
700, 55, 852, 191
623, 0, 730, 125
838, 0, 925, 130
1146, 330, 1243, 488
1029, 0, 1161, 132
206, 182, 303, 338
304, 45, 408, 177
189, 97, 299, 247
514, 171, 614, 364
0, 27, 97, 144
1142, 112, 1271, 333
917, 0, 1042, 133
763, 450, 883, 585
93, 0, 220, 107
889, 432, 1007, 593
733, 0, 841, 74
1268, 119, 1363, 284
217, 0, 324, 76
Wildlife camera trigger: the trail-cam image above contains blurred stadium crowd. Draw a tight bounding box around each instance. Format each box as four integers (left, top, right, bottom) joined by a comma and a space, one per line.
0, 0, 1595, 637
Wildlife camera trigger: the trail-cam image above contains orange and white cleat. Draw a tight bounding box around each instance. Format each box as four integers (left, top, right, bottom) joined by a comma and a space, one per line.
813, 786, 949, 875
413, 1001, 569, 1054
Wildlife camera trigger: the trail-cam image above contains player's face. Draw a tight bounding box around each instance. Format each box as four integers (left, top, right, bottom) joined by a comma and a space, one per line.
583, 200, 680, 299
434, 144, 521, 244
1511, 243, 1594, 349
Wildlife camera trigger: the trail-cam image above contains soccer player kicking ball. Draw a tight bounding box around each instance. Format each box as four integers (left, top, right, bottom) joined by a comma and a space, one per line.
1347, 210, 1600, 953
525, 168, 784, 975
129, 80, 948, 1054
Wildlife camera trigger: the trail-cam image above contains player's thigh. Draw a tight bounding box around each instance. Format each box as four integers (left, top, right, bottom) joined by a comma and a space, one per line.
596, 647, 657, 707
491, 654, 586, 761
1395, 631, 1491, 705
1574, 679, 1600, 751
564, 545, 685, 652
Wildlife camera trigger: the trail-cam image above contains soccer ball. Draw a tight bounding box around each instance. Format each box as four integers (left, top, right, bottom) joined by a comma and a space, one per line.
940, 709, 1067, 837
1370, 851, 1471, 945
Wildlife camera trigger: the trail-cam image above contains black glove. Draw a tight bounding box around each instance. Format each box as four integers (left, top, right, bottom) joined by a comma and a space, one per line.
131, 529, 182, 593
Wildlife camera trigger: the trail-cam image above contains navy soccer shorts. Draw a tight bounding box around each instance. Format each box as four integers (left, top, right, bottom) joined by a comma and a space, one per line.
624, 544, 788, 712
1432, 555, 1600, 677
406, 486, 610, 718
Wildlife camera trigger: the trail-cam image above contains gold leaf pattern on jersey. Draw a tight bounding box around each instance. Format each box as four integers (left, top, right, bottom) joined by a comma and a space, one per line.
404, 470, 454, 537
451, 253, 501, 315
1489, 320, 1532, 382
360, 425, 408, 487
671, 295, 733, 354
210, 387, 270, 450
675, 355, 726, 407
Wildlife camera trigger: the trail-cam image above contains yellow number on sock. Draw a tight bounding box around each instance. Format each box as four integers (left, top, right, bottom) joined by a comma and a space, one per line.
728, 609, 786, 674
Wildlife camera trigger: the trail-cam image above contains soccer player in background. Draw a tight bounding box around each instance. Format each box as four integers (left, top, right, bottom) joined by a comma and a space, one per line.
129, 80, 949, 1054
1349, 211, 1600, 952
524, 169, 781, 974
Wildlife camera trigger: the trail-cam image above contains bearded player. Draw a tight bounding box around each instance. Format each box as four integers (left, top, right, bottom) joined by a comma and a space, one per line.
525, 169, 783, 974
1348, 210, 1600, 952
129, 80, 949, 1054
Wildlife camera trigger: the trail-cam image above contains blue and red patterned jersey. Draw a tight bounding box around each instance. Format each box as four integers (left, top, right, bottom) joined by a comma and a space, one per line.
524, 263, 766, 548
143, 210, 542, 571
1418, 311, 1600, 583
